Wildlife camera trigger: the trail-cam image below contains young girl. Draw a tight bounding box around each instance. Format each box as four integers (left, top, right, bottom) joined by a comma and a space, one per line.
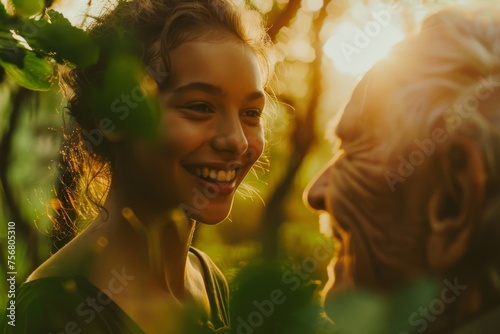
7, 0, 273, 332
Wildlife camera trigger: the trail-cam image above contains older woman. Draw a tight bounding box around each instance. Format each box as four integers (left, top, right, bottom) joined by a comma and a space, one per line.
305, 5, 500, 333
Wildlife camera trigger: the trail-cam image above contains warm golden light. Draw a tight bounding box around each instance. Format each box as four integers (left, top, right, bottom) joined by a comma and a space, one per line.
51, 0, 115, 28
319, 212, 333, 238
0, 0, 113, 26
305, 0, 324, 12
323, 4, 406, 76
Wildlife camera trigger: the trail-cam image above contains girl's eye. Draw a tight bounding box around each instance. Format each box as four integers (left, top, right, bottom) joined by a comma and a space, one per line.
185, 103, 213, 113
242, 109, 262, 118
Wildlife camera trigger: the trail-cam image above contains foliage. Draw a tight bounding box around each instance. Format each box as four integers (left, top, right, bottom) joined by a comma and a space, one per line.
0, 2, 98, 91
0, 0, 158, 310
9, 0, 44, 17
326, 279, 438, 334
0, 51, 52, 90
229, 259, 326, 334
90, 52, 160, 139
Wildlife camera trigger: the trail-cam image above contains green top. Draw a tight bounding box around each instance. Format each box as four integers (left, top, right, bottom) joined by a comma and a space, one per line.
1, 247, 230, 333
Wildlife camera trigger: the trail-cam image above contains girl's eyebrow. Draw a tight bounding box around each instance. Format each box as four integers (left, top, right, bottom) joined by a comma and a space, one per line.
173, 82, 265, 102
173, 82, 223, 96
245, 91, 265, 102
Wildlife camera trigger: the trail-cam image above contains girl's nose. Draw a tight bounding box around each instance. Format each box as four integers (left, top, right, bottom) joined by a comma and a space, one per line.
211, 116, 249, 155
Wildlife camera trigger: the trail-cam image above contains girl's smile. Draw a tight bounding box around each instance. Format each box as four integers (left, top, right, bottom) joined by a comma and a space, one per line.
115, 40, 266, 225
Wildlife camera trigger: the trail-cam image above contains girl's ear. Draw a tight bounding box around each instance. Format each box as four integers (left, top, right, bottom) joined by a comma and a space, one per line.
426, 139, 486, 271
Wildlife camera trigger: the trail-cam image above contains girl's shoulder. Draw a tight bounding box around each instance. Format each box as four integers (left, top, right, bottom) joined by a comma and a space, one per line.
189, 247, 231, 331
26, 232, 96, 282
5, 276, 143, 334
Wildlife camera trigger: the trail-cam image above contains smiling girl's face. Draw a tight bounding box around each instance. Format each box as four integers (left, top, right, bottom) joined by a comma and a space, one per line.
114, 40, 266, 224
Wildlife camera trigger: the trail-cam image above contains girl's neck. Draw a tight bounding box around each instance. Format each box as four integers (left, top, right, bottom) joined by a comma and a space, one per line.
83, 183, 197, 302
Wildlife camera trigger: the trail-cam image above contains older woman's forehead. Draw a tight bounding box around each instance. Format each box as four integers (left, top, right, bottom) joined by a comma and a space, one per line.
336, 63, 399, 141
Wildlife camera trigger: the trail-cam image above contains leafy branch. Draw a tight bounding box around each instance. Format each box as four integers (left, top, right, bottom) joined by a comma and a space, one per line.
0, 1, 99, 90
0, 0, 99, 267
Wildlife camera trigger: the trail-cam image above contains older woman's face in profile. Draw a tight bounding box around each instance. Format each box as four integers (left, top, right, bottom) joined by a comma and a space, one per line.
304, 90, 430, 306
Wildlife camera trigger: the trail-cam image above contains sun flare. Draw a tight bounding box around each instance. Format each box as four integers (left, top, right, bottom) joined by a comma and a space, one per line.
323, 5, 406, 76
51, 0, 115, 28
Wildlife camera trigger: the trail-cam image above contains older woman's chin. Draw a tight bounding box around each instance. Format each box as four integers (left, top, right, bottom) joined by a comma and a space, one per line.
322, 250, 353, 299
321, 257, 354, 321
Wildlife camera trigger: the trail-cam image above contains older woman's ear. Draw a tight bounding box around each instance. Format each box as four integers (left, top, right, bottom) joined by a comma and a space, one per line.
426, 139, 486, 271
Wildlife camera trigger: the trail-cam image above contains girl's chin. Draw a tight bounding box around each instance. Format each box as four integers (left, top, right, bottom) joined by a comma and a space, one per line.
192, 210, 231, 225
196, 217, 228, 225
186, 195, 235, 225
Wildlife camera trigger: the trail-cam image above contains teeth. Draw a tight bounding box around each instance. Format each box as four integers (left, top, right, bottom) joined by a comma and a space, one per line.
193, 167, 238, 182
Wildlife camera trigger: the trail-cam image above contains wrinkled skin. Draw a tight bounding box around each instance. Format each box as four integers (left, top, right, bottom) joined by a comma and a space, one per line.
304, 71, 433, 300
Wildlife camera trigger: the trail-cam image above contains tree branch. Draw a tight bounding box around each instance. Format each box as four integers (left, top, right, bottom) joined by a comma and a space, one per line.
267, 0, 302, 42
261, 1, 332, 259
0, 87, 38, 275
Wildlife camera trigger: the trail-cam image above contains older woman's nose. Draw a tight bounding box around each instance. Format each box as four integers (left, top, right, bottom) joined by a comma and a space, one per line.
304, 164, 332, 212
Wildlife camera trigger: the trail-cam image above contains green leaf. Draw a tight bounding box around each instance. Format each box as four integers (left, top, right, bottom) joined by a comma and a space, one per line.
0, 47, 26, 68
387, 278, 438, 333
24, 10, 99, 67
0, 4, 21, 30
0, 2, 9, 22
10, 0, 44, 17
326, 291, 389, 334
0, 51, 53, 90
91, 53, 160, 139
0, 31, 27, 67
